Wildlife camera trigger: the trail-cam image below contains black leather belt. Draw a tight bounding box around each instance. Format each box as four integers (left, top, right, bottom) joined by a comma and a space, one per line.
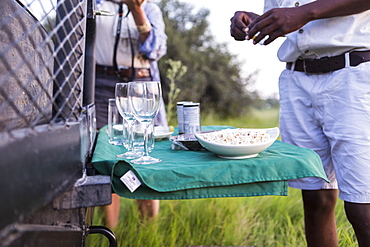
286, 51, 370, 74
96, 65, 151, 79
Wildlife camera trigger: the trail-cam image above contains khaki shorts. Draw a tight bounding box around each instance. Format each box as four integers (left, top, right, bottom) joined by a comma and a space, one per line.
279, 62, 370, 203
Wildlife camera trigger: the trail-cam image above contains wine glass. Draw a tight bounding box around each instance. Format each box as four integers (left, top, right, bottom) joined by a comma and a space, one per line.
128, 81, 162, 164
115, 83, 142, 159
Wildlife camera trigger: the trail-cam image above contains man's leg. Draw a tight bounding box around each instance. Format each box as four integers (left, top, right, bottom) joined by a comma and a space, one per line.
104, 193, 121, 229
136, 199, 160, 220
344, 202, 370, 247
302, 189, 339, 247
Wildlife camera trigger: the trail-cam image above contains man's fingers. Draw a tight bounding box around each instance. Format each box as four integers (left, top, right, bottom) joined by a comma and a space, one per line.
230, 16, 248, 40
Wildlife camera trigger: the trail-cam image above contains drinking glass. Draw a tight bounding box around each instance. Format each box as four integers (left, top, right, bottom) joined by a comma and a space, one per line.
107, 98, 128, 146
132, 119, 154, 153
128, 81, 162, 164
115, 83, 142, 159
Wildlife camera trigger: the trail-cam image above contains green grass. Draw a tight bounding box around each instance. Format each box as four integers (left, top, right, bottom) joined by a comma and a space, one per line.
201, 108, 280, 129
89, 189, 356, 247
88, 108, 357, 247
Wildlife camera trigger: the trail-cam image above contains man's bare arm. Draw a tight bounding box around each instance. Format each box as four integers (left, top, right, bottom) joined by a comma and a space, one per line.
247, 0, 370, 45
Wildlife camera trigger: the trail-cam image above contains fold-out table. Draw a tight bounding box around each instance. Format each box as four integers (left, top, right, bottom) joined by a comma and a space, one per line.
91, 126, 328, 200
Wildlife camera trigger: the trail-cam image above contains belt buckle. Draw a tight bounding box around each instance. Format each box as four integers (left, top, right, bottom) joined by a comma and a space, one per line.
302, 59, 313, 75
117, 65, 129, 70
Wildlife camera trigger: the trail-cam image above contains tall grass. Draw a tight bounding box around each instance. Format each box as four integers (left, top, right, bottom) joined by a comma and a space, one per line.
89, 107, 357, 247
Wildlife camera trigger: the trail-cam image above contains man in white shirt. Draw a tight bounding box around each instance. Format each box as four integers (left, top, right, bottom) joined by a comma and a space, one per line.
230, 0, 370, 246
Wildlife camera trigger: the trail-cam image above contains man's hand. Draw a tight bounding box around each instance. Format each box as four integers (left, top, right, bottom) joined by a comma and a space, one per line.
230, 11, 259, 41
247, 7, 310, 45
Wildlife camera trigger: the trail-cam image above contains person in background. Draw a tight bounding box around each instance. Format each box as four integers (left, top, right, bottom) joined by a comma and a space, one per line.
95, 0, 167, 229
230, 0, 370, 246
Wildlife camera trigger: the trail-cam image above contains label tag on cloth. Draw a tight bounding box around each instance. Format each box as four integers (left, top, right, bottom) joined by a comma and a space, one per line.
120, 170, 141, 193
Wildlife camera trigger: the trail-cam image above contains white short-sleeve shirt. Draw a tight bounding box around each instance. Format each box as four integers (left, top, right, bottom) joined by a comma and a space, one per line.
264, 0, 370, 62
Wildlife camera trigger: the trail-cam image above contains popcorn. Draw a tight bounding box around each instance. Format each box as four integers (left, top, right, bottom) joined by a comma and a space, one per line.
201, 129, 271, 145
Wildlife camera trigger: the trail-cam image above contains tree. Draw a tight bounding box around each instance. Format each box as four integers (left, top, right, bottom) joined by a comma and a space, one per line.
157, 0, 259, 118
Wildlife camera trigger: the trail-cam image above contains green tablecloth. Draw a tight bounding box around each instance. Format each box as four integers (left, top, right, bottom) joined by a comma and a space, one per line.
91, 126, 328, 200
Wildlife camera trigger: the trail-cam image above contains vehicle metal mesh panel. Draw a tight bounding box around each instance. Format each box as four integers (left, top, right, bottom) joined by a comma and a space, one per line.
0, 0, 87, 140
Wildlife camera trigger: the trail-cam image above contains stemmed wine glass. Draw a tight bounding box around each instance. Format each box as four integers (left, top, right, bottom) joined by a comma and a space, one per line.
128, 81, 162, 164
115, 83, 142, 159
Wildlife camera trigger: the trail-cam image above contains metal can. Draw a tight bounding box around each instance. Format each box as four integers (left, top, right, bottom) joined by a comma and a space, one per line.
183, 102, 201, 134
177, 101, 192, 134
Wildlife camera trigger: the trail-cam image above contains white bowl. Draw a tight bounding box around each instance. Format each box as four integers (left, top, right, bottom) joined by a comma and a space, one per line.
194, 127, 279, 159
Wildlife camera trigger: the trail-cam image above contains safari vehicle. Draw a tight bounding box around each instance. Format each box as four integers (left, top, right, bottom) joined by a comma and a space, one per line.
0, 0, 115, 246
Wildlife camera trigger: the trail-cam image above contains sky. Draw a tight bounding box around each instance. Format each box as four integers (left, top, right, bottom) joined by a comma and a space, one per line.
182, 0, 285, 98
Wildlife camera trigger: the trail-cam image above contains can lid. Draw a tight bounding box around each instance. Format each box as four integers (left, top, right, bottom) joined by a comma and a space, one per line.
177, 101, 193, 106
183, 102, 200, 107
